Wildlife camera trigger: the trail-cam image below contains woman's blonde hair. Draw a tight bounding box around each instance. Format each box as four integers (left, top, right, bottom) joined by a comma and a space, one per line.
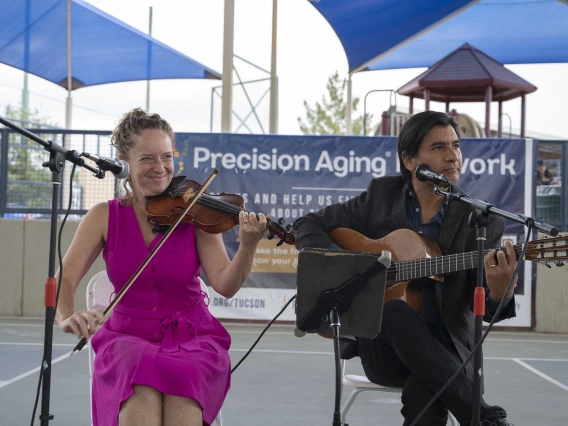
111, 108, 174, 204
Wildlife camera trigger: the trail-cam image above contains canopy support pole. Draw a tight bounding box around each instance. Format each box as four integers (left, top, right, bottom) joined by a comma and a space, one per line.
221, 0, 235, 133
498, 101, 503, 138
484, 85, 492, 138
269, 0, 278, 134
520, 93, 526, 138
146, 6, 153, 112
65, 0, 72, 130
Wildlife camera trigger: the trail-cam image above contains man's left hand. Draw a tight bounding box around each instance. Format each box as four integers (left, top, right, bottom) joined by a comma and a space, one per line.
484, 240, 517, 302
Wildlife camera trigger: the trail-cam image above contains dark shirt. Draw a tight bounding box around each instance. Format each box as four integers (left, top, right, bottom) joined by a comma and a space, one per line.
405, 184, 452, 341
404, 184, 511, 341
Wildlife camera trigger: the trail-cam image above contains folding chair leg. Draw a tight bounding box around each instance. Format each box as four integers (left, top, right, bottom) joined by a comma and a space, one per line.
214, 410, 223, 425
341, 388, 366, 425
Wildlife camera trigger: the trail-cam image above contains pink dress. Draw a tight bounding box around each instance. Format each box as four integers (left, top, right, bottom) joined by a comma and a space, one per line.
91, 198, 231, 426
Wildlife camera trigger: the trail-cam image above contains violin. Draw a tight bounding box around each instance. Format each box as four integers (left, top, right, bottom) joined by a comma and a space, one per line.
145, 176, 297, 246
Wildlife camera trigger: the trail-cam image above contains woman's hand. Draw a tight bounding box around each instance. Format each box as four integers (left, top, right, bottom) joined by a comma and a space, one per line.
59, 309, 104, 339
238, 211, 270, 249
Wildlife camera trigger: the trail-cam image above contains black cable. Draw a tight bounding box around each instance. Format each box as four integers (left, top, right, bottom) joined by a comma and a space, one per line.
409, 224, 533, 426
30, 164, 76, 426
231, 295, 296, 374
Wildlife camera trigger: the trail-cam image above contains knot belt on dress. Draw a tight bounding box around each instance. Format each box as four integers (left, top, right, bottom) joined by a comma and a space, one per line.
160, 311, 197, 353
112, 292, 205, 353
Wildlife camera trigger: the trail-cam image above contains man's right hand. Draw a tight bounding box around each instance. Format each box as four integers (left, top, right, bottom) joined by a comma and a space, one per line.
59, 310, 104, 339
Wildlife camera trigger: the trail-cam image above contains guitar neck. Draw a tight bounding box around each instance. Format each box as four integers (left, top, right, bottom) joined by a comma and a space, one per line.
386, 244, 524, 283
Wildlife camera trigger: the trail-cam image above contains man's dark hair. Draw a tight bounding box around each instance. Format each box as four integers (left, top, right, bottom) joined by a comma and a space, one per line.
397, 111, 460, 181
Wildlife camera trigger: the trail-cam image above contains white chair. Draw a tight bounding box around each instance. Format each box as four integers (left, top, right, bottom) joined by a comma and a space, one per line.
341, 360, 458, 426
86, 271, 223, 425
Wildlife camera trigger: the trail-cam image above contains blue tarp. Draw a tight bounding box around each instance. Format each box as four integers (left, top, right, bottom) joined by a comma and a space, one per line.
310, 0, 568, 73
0, 0, 220, 90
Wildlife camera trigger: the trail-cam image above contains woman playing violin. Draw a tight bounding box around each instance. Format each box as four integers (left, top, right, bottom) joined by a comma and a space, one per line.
55, 108, 268, 426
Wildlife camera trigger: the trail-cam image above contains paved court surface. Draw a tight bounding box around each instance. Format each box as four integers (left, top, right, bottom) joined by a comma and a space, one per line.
1, 318, 568, 425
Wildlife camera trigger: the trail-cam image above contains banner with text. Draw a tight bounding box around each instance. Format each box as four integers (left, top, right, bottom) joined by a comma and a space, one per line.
175, 134, 533, 326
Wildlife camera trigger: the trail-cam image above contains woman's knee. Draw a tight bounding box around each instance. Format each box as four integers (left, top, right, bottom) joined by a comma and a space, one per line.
163, 395, 201, 409
131, 385, 162, 404
163, 395, 202, 426
119, 386, 162, 425
121, 385, 162, 413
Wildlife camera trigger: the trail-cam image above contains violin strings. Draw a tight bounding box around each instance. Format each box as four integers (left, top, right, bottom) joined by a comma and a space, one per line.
170, 189, 281, 232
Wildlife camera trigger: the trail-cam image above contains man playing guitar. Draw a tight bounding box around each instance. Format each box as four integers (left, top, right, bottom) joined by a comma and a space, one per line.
293, 111, 516, 426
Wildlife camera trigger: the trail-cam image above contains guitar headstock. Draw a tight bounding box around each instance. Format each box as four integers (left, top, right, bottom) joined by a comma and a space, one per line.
266, 217, 297, 247
526, 234, 568, 268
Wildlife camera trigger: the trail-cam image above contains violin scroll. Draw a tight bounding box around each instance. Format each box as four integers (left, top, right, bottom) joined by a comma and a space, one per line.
266, 217, 297, 247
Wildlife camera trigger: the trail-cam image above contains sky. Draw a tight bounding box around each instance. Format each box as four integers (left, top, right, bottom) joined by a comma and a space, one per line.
0, 0, 567, 139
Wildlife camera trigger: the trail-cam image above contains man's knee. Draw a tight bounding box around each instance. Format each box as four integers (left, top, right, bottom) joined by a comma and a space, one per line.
382, 299, 412, 322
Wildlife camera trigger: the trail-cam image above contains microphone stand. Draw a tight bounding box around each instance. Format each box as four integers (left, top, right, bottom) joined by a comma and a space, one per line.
0, 116, 102, 426
432, 182, 557, 425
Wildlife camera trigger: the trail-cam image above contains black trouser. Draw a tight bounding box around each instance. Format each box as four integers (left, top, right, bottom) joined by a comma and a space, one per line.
357, 299, 498, 426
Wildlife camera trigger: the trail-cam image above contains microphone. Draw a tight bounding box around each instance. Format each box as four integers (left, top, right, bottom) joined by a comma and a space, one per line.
83, 153, 130, 179
415, 164, 449, 184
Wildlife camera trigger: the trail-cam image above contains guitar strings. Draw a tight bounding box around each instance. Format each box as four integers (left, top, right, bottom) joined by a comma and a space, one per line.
391, 245, 524, 282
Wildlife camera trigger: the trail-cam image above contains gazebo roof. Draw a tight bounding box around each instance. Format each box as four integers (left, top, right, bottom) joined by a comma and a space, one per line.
397, 43, 537, 103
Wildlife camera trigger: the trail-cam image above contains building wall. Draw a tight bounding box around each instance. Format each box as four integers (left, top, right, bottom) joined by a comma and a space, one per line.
1, 218, 567, 333
0, 219, 105, 317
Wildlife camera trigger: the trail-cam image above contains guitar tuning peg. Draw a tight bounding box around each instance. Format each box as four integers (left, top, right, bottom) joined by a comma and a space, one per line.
267, 232, 275, 240
286, 224, 292, 231
278, 217, 285, 225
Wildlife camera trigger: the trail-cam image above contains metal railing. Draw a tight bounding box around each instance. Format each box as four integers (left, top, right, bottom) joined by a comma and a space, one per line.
0, 128, 114, 218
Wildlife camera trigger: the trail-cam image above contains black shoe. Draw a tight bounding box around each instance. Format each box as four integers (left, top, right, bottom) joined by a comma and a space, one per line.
339, 337, 358, 360
481, 406, 513, 426
481, 415, 515, 426
482, 418, 514, 426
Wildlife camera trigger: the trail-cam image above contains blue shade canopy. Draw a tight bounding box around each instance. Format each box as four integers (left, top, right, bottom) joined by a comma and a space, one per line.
0, 0, 220, 91
310, 0, 568, 73
309, 0, 478, 73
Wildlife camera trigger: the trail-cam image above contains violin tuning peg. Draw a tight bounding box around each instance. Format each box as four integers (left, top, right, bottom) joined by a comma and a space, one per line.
278, 217, 285, 225
545, 262, 552, 269
277, 239, 284, 247
555, 261, 564, 267
267, 233, 275, 240
286, 224, 292, 232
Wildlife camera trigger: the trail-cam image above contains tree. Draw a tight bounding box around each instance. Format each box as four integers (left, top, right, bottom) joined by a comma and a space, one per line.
298, 71, 374, 136
2, 104, 59, 207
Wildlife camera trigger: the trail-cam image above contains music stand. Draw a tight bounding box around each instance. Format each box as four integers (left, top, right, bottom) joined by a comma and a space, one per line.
295, 248, 391, 426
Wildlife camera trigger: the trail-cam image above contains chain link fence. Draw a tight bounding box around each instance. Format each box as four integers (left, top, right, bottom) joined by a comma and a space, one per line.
1, 124, 567, 232
0, 125, 115, 219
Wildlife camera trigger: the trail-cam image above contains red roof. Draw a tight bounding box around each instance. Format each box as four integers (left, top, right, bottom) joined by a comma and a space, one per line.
397, 43, 537, 102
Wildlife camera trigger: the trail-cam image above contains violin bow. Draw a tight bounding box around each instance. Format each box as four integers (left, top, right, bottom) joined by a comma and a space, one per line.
71, 169, 219, 355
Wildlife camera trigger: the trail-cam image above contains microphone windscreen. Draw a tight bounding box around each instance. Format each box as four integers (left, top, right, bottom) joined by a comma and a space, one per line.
116, 160, 130, 180
415, 163, 432, 182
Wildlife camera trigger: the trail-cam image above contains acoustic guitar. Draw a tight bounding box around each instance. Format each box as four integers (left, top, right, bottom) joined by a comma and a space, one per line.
329, 228, 567, 314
